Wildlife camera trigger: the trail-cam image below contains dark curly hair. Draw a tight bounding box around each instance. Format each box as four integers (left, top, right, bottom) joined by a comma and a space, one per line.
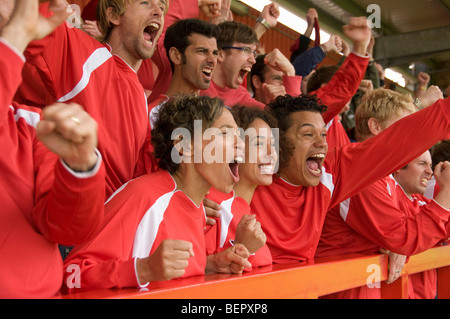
265, 95, 328, 170
151, 95, 225, 174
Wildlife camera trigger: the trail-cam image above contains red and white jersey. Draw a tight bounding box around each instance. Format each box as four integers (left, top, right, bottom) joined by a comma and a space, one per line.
16, 4, 149, 198
205, 188, 272, 270
251, 97, 450, 264
63, 170, 207, 292
0, 39, 105, 298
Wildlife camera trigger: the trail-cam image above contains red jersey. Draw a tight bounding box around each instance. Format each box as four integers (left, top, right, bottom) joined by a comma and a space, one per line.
200, 75, 302, 109
205, 188, 272, 270
63, 170, 208, 292
0, 40, 105, 298
311, 52, 369, 125
251, 97, 450, 265
326, 116, 351, 150
16, 4, 150, 198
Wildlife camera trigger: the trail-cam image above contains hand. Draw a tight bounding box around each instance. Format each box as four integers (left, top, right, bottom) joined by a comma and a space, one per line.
1, 0, 71, 53
234, 215, 267, 254
199, 0, 221, 18
374, 62, 385, 80
136, 239, 194, 284
323, 34, 343, 54
306, 8, 318, 26
359, 79, 374, 94
419, 85, 443, 108
37, 102, 98, 172
209, 0, 232, 24
260, 2, 280, 28
264, 48, 295, 76
207, 243, 251, 274
381, 249, 407, 284
417, 72, 430, 87
263, 83, 286, 104
82, 20, 102, 40
203, 197, 221, 225
342, 17, 372, 56
433, 161, 450, 209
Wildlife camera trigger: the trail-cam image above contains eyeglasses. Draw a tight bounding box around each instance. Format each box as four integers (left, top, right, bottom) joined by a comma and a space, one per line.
221, 46, 258, 58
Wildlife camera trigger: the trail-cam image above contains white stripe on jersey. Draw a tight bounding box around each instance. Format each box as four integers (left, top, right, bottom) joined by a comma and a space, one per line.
11, 105, 40, 128
57, 47, 112, 102
320, 166, 334, 197
132, 191, 175, 259
219, 197, 235, 248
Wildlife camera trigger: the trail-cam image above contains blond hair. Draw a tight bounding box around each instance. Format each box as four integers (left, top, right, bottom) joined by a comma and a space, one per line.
355, 88, 416, 141
96, 0, 169, 43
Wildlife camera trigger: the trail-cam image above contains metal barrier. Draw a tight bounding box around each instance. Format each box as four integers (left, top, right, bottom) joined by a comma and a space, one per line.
59, 244, 450, 299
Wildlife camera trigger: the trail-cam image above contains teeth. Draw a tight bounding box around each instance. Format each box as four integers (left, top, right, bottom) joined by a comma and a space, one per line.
421, 178, 429, 184
242, 67, 251, 72
148, 23, 159, 31
310, 168, 321, 174
311, 153, 325, 158
235, 156, 244, 163
202, 68, 212, 74
259, 165, 274, 174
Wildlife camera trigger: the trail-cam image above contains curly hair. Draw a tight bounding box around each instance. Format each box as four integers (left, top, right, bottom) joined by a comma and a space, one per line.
306, 65, 339, 94
265, 94, 328, 170
151, 95, 224, 174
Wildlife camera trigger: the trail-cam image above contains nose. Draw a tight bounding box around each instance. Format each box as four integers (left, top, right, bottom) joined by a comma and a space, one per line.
235, 133, 245, 158
150, 0, 164, 17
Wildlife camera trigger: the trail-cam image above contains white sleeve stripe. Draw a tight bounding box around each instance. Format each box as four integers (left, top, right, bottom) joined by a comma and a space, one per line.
132, 191, 175, 258
57, 47, 112, 102
12, 106, 41, 128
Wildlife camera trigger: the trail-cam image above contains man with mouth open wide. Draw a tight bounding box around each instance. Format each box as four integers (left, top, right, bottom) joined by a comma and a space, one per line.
200, 20, 302, 109
15, 0, 167, 198
63, 95, 251, 292
249, 93, 450, 272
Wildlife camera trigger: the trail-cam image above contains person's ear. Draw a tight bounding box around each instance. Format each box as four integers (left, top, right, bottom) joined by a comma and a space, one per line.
217, 50, 225, 63
106, 7, 121, 26
252, 75, 263, 90
367, 117, 383, 136
172, 136, 193, 163
169, 47, 183, 66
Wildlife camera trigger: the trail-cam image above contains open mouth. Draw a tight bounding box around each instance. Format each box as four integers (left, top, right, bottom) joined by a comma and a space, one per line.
238, 67, 251, 82
306, 153, 325, 176
202, 67, 213, 78
143, 22, 160, 48
229, 156, 243, 183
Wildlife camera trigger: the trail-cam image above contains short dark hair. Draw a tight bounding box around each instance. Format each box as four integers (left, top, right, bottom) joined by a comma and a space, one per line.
306, 65, 339, 94
216, 21, 258, 49
431, 140, 450, 170
266, 95, 327, 169
231, 104, 277, 131
164, 18, 218, 72
249, 54, 268, 93
151, 95, 224, 174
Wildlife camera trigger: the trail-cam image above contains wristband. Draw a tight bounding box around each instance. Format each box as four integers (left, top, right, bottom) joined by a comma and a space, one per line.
256, 16, 271, 30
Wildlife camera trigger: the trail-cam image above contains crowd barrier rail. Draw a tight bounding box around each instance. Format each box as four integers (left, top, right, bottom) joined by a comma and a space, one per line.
59, 244, 450, 299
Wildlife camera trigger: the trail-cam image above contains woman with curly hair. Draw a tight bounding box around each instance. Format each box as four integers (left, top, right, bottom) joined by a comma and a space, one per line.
205, 105, 278, 270
63, 95, 250, 293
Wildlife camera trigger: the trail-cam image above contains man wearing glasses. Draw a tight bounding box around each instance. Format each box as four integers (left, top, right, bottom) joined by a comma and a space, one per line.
200, 20, 301, 109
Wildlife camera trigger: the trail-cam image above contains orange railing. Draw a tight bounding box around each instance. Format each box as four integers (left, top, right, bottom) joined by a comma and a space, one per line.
59, 244, 450, 299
